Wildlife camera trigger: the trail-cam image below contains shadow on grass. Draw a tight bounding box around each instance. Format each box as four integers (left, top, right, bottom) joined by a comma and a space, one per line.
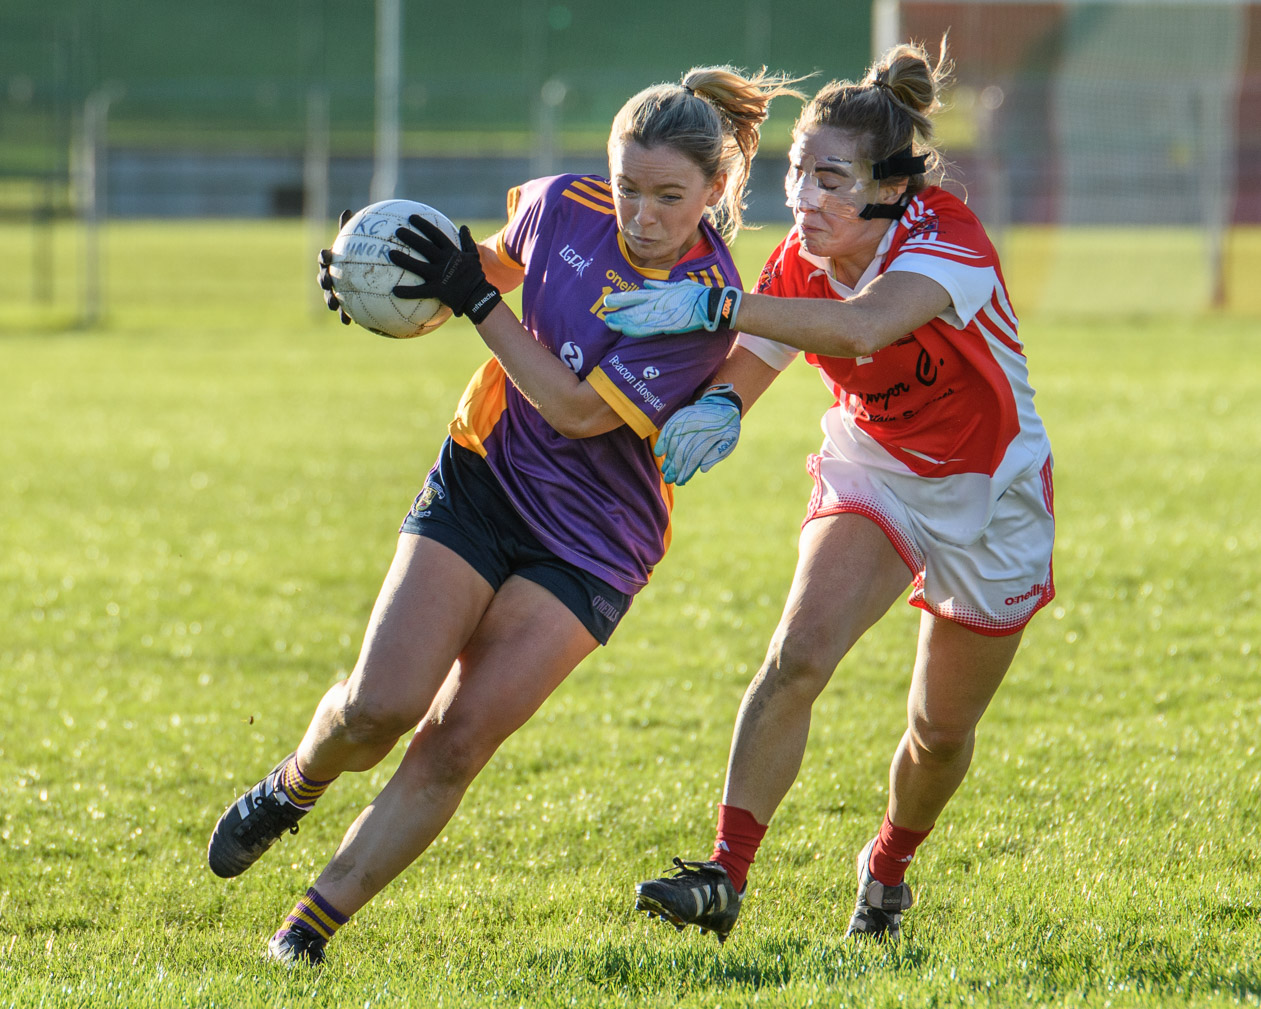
509, 934, 864, 998
505, 927, 1261, 1004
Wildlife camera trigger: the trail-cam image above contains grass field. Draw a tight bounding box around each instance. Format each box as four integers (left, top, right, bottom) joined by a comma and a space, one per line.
1, 221, 1259, 1007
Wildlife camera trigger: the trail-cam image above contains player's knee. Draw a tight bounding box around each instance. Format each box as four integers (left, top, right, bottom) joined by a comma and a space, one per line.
908, 715, 973, 763
761, 630, 838, 699
338, 693, 419, 748
407, 715, 502, 793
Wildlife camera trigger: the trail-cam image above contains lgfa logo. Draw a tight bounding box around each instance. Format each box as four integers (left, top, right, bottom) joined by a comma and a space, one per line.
559, 244, 593, 276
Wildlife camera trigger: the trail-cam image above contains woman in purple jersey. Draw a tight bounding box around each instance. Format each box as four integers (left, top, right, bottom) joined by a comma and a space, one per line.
206, 66, 803, 965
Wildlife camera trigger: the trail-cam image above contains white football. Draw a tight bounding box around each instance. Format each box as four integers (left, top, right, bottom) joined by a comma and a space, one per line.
328, 199, 460, 339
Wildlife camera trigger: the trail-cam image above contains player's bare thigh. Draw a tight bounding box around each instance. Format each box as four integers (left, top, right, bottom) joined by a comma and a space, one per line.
768, 513, 913, 678
343, 533, 497, 727
907, 611, 1024, 742
398, 573, 600, 784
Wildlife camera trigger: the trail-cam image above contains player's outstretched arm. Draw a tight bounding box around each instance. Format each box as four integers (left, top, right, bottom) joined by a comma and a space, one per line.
604, 279, 742, 338
608, 272, 952, 359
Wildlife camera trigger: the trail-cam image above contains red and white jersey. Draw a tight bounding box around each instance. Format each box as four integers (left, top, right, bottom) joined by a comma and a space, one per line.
739, 187, 1051, 545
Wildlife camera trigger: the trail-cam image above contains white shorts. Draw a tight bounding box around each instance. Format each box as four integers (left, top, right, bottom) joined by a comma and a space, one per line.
804, 441, 1056, 637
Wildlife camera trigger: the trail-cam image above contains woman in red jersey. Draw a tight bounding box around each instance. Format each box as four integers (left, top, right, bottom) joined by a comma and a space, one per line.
206, 67, 802, 965
606, 41, 1055, 944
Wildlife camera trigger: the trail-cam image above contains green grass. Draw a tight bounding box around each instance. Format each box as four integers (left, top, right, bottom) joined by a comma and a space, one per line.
1, 222, 1259, 1007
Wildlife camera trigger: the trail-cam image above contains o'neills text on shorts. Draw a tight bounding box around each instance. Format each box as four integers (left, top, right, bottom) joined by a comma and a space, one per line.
592, 595, 622, 622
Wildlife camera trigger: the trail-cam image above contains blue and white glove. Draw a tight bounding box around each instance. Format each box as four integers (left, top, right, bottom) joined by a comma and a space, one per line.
655, 384, 743, 485
604, 279, 742, 338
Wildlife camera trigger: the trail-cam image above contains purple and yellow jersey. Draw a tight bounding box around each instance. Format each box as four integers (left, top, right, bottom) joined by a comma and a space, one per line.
448, 173, 741, 595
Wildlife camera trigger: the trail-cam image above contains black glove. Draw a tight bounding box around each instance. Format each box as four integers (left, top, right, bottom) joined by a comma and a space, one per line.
389, 216, 502, 325
317, 208, 355, 325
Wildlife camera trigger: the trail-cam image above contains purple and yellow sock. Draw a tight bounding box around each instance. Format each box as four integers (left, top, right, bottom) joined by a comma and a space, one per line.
278, 756, 335, 809
281, 887, 349, 943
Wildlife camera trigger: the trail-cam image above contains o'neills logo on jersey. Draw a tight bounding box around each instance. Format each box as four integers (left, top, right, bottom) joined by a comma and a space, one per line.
559, 244, 593, 276
608, 354, 667, 412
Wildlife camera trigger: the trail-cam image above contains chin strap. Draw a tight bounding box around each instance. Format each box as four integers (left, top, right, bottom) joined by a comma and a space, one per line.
859, 202, 906, 220
860, 145, 927, 220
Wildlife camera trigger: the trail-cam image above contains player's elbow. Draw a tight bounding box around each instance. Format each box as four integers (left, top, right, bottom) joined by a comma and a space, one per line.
544, 388, 623, 439
546, 403, 619, 440
846, 322, 887, 358
548, 413, 596, 439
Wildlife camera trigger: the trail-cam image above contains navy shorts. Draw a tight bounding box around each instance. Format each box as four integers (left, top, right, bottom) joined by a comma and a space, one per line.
399, 439, 631, 645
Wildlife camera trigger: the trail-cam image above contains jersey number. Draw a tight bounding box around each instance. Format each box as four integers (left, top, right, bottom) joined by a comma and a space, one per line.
590, 286, 614, 321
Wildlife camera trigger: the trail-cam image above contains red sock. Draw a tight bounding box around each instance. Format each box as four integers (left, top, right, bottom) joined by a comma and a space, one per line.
868, 812, 933, 886
710, 804, 767, 892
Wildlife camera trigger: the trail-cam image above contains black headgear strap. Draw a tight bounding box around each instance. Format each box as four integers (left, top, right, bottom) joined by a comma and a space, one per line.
871, 146, 928, 180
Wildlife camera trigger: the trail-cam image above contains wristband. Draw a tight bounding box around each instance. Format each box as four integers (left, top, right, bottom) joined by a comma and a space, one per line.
464, 282, 502, 325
